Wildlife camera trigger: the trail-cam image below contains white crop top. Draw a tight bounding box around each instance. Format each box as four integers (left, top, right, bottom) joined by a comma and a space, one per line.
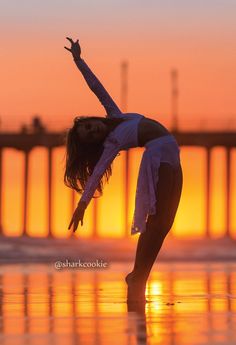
105, 112, 145, 149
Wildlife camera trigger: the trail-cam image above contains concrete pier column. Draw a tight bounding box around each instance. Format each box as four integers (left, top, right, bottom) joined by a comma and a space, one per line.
206, 147, 212, 238
225, 147, 232, 237
0, 148, 3, 234
124, 151, 130, 237
23, 150, 30, 236
92, 198, 98, 238
69, 189, 76, 238
0, 148, 3, 235
121, 61, 130, 237
48, 147, 53, 237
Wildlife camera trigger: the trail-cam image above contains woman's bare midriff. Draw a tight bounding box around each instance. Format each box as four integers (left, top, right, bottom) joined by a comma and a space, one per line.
137, 117, 170, 147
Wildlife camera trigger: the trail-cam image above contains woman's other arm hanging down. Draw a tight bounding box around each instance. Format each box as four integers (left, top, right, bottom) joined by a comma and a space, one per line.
67, 145, 119, 232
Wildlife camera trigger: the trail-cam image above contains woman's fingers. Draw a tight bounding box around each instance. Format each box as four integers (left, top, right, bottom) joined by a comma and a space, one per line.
66, 37, 79, 46
68, 207, 84, 232
66, 37, 74, 44
64, 37, 81, 60
73, 216, 84, 232
73, 220, 79, 232
64, 46, 71, 52
68, 216, 74, 230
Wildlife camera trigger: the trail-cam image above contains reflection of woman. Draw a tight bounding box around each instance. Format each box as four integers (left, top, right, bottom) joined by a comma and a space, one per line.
64, 37, 183, 302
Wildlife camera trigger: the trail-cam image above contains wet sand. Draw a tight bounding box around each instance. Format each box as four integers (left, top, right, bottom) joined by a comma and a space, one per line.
0, 261, 235, 345
0, 235, 236, 263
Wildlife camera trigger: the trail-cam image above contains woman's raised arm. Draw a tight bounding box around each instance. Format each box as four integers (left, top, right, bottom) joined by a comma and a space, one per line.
64, 37, 122, 118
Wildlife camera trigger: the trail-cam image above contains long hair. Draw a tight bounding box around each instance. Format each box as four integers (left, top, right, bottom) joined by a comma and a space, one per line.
63, 115, 127, 198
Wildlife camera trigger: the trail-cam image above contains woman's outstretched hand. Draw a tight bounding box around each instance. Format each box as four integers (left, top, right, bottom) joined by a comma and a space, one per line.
64, 37, 81, 60
68, 203, 86, 232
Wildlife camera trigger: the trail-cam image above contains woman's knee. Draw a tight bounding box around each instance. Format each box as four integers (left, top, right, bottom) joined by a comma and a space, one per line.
146, 215, 172, 237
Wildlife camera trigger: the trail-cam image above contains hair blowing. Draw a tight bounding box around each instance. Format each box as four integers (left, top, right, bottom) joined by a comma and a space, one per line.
63, 116, 126, 198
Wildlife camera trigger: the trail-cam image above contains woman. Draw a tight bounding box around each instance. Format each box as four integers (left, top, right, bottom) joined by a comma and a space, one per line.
64, 37, 183, 303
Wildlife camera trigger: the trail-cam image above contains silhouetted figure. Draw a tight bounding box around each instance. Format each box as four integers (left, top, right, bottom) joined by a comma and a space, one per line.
64, 37, 183, 302
20, 124, 28, 134
31, 116, 46, 133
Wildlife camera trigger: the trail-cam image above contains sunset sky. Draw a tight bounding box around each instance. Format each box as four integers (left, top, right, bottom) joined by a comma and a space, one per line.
1, 0, 236, 131
1, 0, 236, 238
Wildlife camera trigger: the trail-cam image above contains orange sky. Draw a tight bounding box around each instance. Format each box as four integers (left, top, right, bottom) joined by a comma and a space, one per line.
1, 0, 236, 238
0, 0, 236, 131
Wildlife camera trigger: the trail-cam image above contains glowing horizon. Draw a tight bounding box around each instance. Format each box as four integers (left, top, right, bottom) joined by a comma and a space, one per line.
2, 146, 236, 239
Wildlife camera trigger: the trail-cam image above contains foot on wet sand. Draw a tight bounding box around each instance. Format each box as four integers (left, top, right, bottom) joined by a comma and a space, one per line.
125, 272, 147, 303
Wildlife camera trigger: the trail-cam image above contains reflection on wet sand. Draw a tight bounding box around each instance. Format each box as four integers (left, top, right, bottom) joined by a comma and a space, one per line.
0, 262, 235, 345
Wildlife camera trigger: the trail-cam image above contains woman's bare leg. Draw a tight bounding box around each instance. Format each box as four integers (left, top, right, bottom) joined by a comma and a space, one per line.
126, 162, 183, 302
